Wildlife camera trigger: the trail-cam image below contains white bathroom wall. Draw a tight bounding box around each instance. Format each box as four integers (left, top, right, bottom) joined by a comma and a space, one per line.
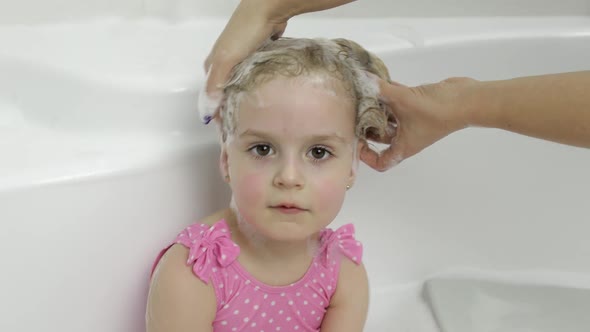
0, 0, 588, 24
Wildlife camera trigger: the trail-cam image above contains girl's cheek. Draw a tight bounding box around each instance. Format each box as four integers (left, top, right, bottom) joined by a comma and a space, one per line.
313, 177, 347, 209
233, 171, 266, 207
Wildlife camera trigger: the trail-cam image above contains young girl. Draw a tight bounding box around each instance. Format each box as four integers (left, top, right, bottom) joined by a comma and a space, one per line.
146, 37, 393, 332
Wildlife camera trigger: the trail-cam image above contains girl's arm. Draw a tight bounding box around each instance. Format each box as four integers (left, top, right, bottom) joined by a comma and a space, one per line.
320, 260, 369, 332
146, 244, 217, 332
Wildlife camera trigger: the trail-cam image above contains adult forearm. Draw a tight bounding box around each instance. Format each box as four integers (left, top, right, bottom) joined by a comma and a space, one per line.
468, 71, 590, 147
246, 0, 358, 21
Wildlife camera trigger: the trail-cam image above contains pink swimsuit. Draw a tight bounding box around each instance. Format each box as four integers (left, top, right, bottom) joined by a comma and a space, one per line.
152, 219, 363, 332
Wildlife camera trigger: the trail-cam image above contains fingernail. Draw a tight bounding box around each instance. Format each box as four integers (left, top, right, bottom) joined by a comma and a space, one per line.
203, 115, 212, 125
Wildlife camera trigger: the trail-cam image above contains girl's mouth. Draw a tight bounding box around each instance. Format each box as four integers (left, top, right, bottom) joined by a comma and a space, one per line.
271, 204, 307, 214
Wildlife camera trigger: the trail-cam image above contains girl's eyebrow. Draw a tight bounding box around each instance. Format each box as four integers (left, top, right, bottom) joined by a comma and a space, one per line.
311, 134, 348, 143
238, 129, 273, 140
238, 129, 348, 143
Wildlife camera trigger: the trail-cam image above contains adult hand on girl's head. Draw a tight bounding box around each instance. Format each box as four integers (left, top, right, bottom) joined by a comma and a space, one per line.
201, 0, 288, 123
202, 0, 358, 123
360, 77, 478, 171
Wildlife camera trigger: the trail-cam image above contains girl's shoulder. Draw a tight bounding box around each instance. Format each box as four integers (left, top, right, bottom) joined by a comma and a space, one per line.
318, 223, 364, 266
151, 208, 240, 284
147, 243, 218, 330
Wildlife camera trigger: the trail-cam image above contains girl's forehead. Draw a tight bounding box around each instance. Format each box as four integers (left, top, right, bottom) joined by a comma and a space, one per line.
243, 75, 354, 112
235, 76, 356, 140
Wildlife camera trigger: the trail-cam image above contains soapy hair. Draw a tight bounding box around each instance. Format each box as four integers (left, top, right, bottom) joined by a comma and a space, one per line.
220, 37, 394, 144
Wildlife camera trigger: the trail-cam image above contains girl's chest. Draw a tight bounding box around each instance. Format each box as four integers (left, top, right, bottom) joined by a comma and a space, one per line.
212, 268, 334, 332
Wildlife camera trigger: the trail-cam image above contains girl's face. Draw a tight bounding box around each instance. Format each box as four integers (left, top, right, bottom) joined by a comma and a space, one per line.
221, 75, 360, 242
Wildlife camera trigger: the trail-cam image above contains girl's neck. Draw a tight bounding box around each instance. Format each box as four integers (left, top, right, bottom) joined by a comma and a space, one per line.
223, 209, 320, 286
225, 211, 320, 264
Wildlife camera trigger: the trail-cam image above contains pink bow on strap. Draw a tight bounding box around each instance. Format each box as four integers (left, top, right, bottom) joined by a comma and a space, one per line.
319, 223, 363, 267
176, 220, 240, 283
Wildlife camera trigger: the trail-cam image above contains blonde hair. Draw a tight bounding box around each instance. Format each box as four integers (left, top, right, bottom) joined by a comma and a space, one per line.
220, 37, 393, 144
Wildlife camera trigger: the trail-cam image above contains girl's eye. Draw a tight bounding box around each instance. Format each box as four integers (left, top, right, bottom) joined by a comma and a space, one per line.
250, 144, 273, 157
309, 147, 332, 160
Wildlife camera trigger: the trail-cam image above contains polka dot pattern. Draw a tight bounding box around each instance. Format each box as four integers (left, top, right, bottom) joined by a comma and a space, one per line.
154, 219, 363, 332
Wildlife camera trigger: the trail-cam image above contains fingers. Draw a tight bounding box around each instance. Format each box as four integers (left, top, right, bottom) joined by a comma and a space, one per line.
201, 17, 287, 123
359, 140, 404, 172
271, 22, 288, 40
356, 74, 408, 170
199, 76, 223, 124
375, 76, 407, 104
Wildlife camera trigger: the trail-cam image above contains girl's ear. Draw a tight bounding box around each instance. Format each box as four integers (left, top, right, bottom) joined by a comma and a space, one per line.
219, 145, 230, 182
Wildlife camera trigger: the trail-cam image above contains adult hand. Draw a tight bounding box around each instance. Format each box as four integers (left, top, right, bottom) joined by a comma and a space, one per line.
201, 0, 358, 123
360, 77, 478, 171
361, 71, 590, 171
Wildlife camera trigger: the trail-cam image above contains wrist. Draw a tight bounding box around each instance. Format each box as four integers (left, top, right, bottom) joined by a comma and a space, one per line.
461, 79, 503, 129
243, 0, 294, 23
249, 0, 358, 22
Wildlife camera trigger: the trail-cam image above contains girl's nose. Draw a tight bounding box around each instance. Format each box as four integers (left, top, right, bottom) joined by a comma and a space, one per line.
273, 158, 305, 190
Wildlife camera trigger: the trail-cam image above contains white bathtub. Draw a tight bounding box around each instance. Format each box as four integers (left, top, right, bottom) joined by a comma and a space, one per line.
1, 16, 589, 332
